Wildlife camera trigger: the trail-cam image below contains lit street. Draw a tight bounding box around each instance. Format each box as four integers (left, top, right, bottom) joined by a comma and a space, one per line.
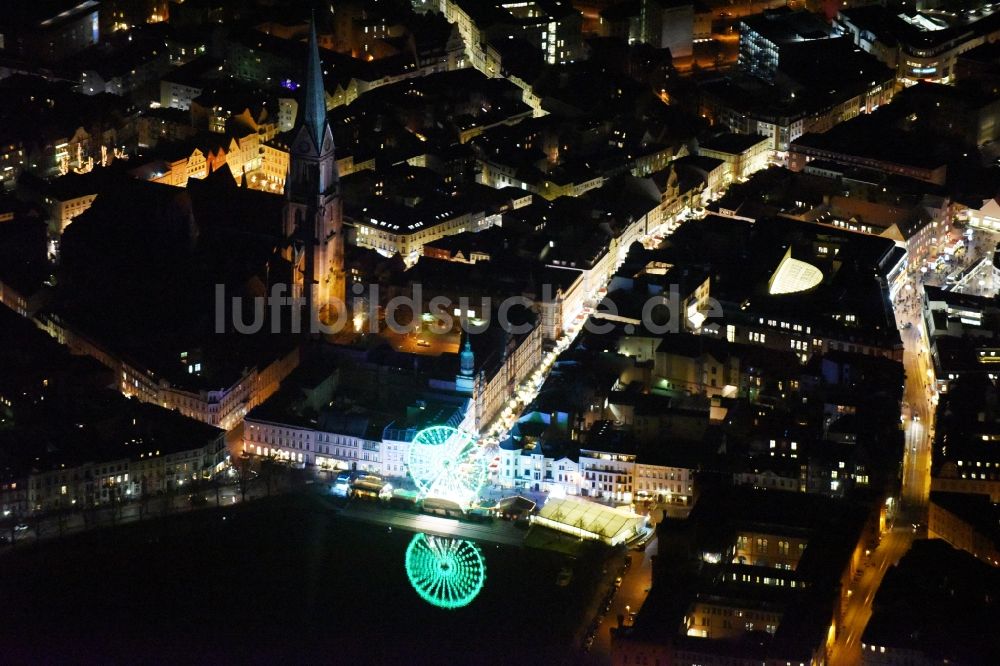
0, 483, 258, 553
828, 273, 937, 663
591, 538, 657, 662
382, 322, 461, 356
830, 527, 914, 666
894, 282, 936, 507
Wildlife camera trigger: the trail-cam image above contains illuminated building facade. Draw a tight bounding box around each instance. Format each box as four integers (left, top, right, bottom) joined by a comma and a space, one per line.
347, 200, 503, 262
579, 431, 636, 502
639, 0, 694, 59
0, 0, 100, 64
738, 9, 837, 83
25, 430, 227, 514
634, 461, 695, 505
100, 0, 169, 34
839, 5, 1000, 86
697, 133, 772, 186
928, 492, 1000, 567
497, 437, 580, 495
442, 0, 583, 73
243, 417, 384, 474
155, 346, 301, 432
468, 322, 543, 431
699, 42, 896, 152
37, 312, 301, 432
614, 488, 873, 665
42, 171, 103, 234
0, 344, 228, 516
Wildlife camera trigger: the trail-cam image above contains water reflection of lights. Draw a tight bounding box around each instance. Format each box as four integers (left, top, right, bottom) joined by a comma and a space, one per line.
405, 533, 486, 609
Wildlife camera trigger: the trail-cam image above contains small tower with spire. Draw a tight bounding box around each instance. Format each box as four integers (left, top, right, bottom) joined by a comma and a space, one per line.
282, 12, 345, 321
456, 335, 475, 395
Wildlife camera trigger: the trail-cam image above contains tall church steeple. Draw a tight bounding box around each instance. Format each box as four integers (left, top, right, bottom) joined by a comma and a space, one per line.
282, 12, 345, 321
303, 14, 327, 151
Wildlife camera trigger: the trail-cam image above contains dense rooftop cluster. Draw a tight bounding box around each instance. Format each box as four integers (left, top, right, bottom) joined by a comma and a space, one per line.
0, 0, 998, 662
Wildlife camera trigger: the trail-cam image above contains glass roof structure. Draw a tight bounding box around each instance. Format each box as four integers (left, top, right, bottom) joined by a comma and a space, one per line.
768, 251, 824, 295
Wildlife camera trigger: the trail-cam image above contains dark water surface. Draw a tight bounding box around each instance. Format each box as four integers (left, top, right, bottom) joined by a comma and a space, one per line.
0, 495, 604, 664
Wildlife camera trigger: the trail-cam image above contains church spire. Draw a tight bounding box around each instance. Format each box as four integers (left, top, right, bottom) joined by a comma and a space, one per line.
281, 9, 344, 323
304, 12, 327, 150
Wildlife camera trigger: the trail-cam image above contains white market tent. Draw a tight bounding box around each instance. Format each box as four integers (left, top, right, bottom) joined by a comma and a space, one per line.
532, 497, 648, 546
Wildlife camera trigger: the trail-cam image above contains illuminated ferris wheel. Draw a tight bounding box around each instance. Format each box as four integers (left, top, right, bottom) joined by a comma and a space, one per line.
407, 425, 485, 508
405, 533, 486, 610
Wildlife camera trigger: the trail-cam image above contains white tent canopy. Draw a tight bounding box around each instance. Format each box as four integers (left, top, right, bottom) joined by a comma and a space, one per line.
532, 497, 648, 546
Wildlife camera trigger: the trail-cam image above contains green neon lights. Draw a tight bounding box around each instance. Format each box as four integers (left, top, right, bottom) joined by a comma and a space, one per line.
407, 425, 485, 509
405, 533, 486, 609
